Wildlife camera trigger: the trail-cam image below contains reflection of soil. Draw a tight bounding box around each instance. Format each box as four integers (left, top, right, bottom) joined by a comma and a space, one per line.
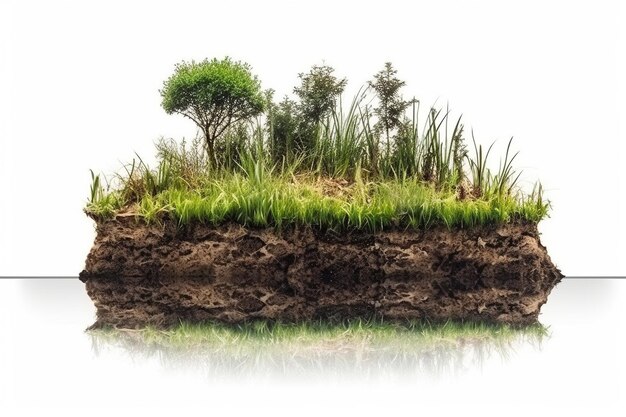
89, 326, 547, 380
81, 218, 562, 328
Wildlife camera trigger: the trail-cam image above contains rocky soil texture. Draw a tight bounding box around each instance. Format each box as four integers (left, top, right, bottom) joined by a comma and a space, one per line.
80, 217, 562, 328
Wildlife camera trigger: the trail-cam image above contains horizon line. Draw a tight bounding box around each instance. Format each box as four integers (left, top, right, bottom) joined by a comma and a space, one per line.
0, 276, 624, 279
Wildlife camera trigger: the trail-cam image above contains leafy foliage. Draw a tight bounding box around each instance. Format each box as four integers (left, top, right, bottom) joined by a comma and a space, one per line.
290, 64, 348, 156
369, 62, 412, 144
160, 57, 265, 166
293, 64, 347, 124
266, 95, 299, 165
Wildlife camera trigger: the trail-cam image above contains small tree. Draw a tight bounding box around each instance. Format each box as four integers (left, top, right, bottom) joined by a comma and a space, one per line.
160, 57, 265, 166
294, 64, 347, 125
292, 64, 347, 154
369, 62, 411, 144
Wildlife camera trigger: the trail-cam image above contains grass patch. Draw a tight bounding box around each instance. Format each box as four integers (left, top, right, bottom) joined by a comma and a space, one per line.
116, 172, 546, 230
86, 137, 548, 230
86, 81, 549, 230
91, 319, 548, 350
89, 320, 548, 376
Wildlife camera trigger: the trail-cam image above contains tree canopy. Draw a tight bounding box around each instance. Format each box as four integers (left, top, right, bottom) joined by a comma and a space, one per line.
160, 57, 265, 166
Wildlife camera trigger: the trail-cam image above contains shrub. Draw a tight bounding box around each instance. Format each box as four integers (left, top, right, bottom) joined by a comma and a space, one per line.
267, 95, 299, 165
294, 64, 347, 124
292, 64, 347, 155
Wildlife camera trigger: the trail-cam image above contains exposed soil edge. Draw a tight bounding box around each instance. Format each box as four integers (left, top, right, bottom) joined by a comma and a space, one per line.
80, 217, 563, 328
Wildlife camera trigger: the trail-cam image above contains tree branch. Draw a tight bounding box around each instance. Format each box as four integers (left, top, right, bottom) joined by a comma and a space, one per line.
176, 110, 201, 127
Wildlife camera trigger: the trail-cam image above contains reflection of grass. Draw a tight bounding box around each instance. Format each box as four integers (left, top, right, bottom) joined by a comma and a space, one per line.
89, 320, 548, 378
93, 319, 548, 349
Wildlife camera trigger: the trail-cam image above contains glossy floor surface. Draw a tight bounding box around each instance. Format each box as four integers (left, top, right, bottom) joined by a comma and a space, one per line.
1, 278, 624, 416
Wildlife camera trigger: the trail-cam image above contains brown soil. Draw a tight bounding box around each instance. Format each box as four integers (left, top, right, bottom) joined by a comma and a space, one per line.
80, 217, 562, 328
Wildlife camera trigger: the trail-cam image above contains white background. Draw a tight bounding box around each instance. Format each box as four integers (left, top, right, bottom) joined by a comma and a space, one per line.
0, 0, 624, 276
0, 1, 625, 415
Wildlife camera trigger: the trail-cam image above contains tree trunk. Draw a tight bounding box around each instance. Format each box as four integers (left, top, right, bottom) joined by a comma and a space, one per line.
203, 128, 217, 168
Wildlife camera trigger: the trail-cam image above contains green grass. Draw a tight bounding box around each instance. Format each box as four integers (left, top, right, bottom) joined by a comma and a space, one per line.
120, 172, 544, 230
87, 164, 547, 230
92, 320, 548, 348
90, 320, 548, 376
86, 92, 549, 230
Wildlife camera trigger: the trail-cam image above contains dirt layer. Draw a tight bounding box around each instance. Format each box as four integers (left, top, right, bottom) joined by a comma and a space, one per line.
80, 217, 563, 328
